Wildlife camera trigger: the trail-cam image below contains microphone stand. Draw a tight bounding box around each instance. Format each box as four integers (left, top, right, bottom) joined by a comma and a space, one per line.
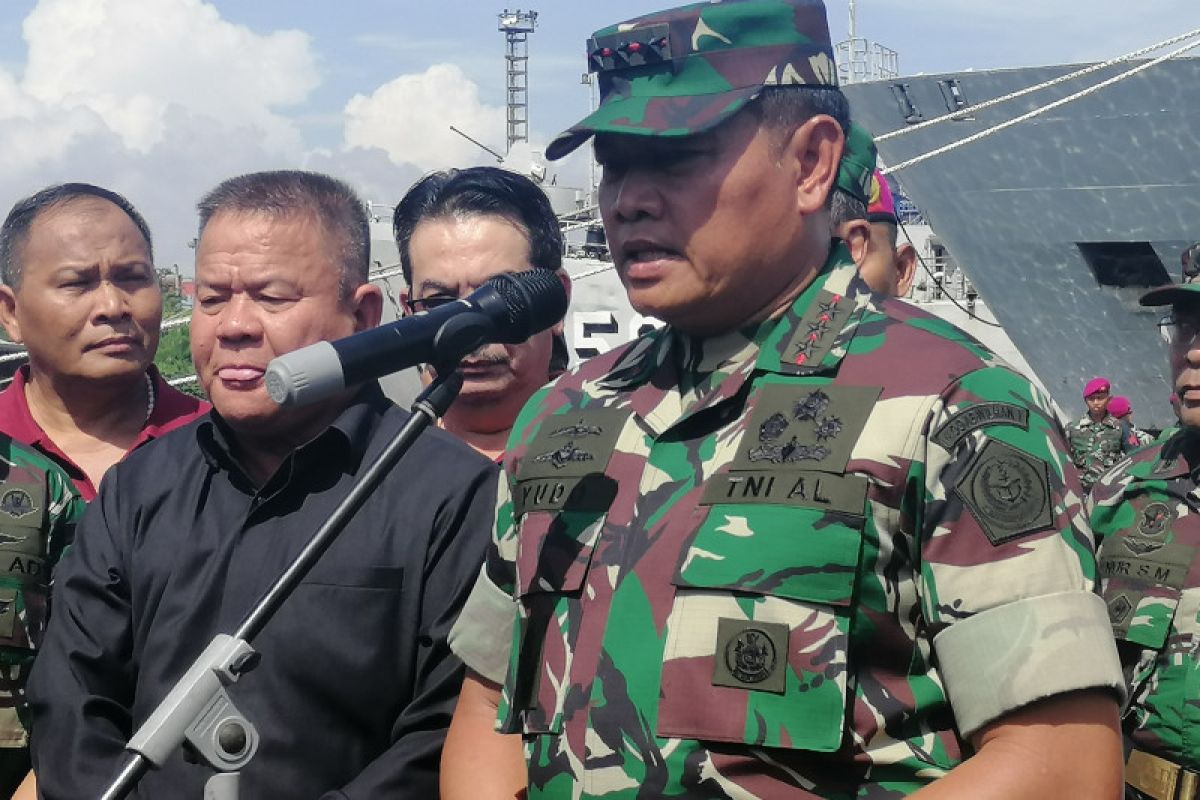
100, 369, 465, 800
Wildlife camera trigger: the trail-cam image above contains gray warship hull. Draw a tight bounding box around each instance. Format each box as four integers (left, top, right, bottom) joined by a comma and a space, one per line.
842, 57, 1200, 428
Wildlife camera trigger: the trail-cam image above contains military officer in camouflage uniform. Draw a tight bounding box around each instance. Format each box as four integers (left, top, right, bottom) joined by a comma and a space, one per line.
443, 1, 1125, 797
1068, 376, 1134, 492
1089, 253, 1200, 800
0, 434, 82, 794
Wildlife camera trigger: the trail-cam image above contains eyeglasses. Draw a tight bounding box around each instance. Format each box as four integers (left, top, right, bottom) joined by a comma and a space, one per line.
405, 294, 460, 314
1158, 312, 1200, 347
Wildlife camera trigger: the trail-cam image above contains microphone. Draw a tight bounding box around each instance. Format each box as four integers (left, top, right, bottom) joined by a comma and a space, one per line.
265, 269, 568, 406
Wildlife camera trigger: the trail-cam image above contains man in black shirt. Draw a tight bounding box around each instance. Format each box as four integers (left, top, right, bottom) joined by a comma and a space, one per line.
27, 170, 498, 798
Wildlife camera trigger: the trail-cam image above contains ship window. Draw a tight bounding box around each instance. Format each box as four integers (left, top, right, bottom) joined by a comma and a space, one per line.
1077, 242, 1171, 288
938, 79, 974, 120
890, 83, 923, 124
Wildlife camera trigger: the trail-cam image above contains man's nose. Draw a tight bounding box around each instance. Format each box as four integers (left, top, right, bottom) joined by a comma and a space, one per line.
214, 294, 263, 342
604, 165, 664, 223
91, 280, 132, 323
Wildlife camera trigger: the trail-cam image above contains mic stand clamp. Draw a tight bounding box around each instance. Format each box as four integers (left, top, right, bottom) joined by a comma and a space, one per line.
100, 372, 464, 800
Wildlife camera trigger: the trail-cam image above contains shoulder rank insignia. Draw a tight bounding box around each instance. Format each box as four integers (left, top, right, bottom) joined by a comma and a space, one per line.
0, 489, 35, 519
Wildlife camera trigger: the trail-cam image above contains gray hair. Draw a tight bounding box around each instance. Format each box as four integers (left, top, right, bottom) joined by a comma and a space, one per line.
830, 189, 868, 230
197, 170, 369, 299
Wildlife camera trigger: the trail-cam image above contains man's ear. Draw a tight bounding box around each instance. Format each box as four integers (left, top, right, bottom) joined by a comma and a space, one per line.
350, 283, 384, 332
839, 220, 871, 267
398, 283, 413, 317
0, 286, 21, 343
895, 243, 919, 297
552, 269, 572, 336
784, 114, 844, 216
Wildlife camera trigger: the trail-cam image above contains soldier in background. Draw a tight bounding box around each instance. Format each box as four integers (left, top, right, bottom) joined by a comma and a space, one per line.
0, 435, 82, 797
442, 1, 1124, 797
831, 125, 918, 297
1067, 376, 1135, 492
1089, 255, 1200, 799
1109, 395, 1153, 448
392, 167, 571, 461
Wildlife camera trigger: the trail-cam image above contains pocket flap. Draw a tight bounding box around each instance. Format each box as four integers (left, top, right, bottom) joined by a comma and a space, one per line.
675, 502, 863, 606
516, 511, 603, 597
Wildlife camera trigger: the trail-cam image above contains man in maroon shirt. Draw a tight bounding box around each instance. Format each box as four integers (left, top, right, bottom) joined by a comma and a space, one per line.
0, 183, 205, 500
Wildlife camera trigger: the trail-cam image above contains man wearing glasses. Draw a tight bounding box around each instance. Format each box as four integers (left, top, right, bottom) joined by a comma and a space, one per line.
392, 168, 572, 461
1090, 242, 1200, 799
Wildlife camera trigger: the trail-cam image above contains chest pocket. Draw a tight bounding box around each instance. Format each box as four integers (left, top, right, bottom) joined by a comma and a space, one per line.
500, 408, 627, 735
0, 480, 49, 648
1098, 493, 1195, 652
657, 490, 865, 751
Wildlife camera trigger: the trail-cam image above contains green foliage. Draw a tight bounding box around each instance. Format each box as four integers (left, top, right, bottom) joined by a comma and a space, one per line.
154, 290, 206, 400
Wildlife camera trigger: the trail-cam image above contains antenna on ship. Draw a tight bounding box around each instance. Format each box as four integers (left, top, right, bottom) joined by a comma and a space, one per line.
835, 2, 898, 84
498, 9, 538, 152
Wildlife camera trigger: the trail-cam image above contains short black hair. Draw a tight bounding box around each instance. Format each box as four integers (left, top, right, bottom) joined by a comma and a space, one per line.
753, 86, 851, 147
0, 183, 154, 289
197, 170, 369, 299
748, 87, 852, 211
392, 167, 563, 286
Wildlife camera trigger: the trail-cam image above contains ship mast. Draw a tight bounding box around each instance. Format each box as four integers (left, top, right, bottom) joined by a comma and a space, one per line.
498, 9, 538, 153
836, 2, 898, 85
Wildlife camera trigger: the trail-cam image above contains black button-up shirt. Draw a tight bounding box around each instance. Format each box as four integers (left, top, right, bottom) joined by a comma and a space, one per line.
27, 384, 498, 799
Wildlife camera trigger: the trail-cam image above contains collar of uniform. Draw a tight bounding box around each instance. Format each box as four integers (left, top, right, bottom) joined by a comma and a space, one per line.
672, 317, 772, 376
596, 243, 863, 393
1148, 427, 1200, 479
198, 382, 389, 477
755, 243, 867, 375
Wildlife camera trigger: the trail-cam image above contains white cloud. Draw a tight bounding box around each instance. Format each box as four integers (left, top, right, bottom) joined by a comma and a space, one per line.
20, 0, 317, 154
343, 63, 507, 171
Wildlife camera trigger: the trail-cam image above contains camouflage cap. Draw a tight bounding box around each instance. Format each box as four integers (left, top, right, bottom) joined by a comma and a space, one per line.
546, 0, 839, 161
834, 123, 877, 204
1140, 242, 1200, 306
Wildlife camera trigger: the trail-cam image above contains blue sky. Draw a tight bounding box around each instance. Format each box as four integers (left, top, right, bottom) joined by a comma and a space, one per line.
0, 0, 1195, 269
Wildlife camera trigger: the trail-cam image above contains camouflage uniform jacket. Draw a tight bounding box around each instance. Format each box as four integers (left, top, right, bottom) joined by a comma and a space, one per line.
1068, 414, 1129, 491
452, 249, 1122, 799
1090, 429, 1200, 771
0, 435, 83, 747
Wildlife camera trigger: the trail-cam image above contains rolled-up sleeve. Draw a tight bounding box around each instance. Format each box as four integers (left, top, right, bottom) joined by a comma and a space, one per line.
934, 590, 1123, 736
917, 366, 1124, 735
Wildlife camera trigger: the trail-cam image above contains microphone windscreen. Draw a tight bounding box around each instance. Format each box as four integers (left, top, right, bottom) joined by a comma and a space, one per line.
485, 270, 569, 342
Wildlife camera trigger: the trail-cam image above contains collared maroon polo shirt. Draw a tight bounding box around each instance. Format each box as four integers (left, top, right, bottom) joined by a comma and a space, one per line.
0, 365, 208, 500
